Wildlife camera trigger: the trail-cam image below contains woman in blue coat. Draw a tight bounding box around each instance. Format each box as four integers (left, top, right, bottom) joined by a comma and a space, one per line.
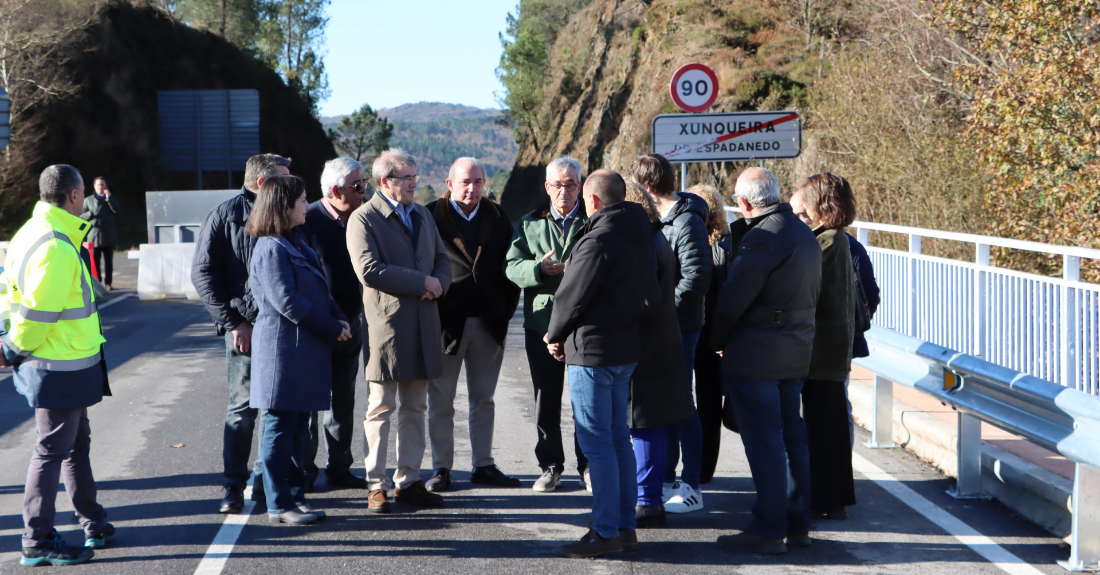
246, 175, 351, 525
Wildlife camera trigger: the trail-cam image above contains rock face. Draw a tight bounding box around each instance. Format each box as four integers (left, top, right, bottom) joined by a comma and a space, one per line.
500, 0, 808, 219
1, 2, 334, 247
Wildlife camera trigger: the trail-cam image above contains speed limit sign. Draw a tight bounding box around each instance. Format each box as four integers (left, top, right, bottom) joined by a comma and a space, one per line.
670, 63, 718, 113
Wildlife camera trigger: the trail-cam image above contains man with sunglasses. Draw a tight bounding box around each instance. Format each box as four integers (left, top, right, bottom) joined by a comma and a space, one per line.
300, 157, 369, 492
505, 156, 591, 493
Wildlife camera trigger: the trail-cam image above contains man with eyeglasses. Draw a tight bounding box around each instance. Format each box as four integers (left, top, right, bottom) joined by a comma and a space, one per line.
347, 148, 452, 512
299, 157, 369, 492
504, 156, 591, 493
422, 157, 521, 493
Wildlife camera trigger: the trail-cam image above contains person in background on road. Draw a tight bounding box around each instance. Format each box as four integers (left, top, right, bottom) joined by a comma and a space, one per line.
300, 157, 369, 491
546, 169, 650, 558
504, 156, 590, 493
710, 167, 819, 554
685, 183, 733, 484
790, 174, 858, 521
423, 157, 521, 493
623, 179, 694, 530
247, 175, 351, 525
80, 176, 120, 290
2, 165, 114, 566
630, 153, 711, 514
192, 153, 291, 514
347, 148, 452, 513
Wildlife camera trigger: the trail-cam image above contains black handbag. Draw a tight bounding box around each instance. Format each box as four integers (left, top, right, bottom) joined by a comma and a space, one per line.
853, 262, 873, 333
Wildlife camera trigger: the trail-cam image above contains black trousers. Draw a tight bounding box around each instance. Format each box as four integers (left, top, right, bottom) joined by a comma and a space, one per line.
305, 315, 365, 481
92, 246, 113, 286
802, 379, 857, 513
524, 329, 587, 474
694, 342, 724, 483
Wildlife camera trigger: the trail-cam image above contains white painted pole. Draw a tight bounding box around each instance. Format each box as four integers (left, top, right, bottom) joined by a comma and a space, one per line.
681, 162, 687, 193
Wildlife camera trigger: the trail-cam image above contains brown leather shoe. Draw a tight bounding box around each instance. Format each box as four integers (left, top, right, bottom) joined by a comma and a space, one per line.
425, 468, 451, 492
394, 480, 444, 507
367, 489, 391, 514
557, 528, 623, 558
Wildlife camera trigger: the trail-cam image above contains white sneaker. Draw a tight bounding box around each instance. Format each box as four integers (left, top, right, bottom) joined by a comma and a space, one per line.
664, 483, 704, 514
662, 481, 680, 503
583, 469, 592, 494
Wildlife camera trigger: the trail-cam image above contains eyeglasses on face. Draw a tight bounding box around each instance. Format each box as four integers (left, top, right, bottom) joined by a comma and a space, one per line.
387, 174, 419, 184
548, 181, 579, 193
346, 180, 366, 191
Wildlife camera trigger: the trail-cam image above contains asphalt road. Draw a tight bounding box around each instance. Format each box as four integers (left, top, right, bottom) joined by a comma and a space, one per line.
0, 296, 1072, 574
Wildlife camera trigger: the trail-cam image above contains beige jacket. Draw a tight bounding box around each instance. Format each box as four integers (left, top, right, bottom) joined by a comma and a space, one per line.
347, 193, 452, 381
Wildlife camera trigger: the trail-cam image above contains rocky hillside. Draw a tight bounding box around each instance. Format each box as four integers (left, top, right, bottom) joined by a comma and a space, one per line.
0, 1, 335, 247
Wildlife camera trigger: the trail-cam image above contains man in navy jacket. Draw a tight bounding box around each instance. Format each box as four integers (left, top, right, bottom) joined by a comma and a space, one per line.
301, 157, 369, 490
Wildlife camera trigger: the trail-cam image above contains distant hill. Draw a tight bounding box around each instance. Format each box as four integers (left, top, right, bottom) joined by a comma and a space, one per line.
322, 102, 518, 203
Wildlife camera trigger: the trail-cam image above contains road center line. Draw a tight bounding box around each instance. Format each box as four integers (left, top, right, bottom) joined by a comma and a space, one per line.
97, 293, 133, 310
851, 452, 1044, 575
193, 478, 257, 575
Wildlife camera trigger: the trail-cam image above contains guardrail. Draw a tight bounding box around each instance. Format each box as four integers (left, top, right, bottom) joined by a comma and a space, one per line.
855, 326, 1100, 572
723, 207, 1100, 392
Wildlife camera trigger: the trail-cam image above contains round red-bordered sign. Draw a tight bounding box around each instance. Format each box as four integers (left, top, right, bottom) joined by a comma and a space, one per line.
669, 63, 719, 113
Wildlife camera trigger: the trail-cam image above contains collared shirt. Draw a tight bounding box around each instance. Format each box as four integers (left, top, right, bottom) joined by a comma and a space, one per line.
449, 197, 480, 221
549, 201, 581, 236
381, 192, 415, 231
321, 197, 345, 228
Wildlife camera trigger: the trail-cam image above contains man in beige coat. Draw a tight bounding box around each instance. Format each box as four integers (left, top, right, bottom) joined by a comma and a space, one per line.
347, 148, 452, 513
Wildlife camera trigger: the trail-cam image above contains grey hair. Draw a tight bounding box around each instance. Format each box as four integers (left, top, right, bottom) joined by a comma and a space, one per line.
39, 164, 82, 206
372, 148, 417, 187
448, 157, 486, 181
545, 156, 581, 182
320, 157, 364, 197
244, 153, 292, 192
735, 167, 781, 208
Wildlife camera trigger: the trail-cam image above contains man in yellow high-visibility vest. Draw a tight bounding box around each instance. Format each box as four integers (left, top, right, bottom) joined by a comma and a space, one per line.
1, 165, 115, 567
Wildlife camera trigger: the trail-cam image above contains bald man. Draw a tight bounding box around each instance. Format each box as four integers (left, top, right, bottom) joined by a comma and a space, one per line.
545, 169, 653, 558
423, 157, 521, 492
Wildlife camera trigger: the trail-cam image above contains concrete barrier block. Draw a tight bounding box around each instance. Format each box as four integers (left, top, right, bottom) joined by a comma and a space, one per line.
137, 243, 199, 301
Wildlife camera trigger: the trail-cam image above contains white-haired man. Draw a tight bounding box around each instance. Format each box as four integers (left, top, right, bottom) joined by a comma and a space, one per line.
504, 156, 590, 493
300, 157, 369, 490
423, 158, 522, 492
710, 167, 820, 554
347, 148, 452, 512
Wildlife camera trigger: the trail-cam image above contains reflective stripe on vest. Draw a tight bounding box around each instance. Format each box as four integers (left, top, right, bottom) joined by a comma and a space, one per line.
12, 231, 96, 322
21, 354, 101, 371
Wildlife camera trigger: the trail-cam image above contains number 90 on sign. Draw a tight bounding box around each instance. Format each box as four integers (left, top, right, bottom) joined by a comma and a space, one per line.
670, 63, 719, 113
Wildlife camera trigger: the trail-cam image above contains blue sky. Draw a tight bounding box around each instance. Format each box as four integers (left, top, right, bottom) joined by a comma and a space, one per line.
321, 0, 518, 116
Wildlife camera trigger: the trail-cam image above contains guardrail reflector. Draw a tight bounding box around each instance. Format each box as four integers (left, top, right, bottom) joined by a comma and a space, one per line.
945, 370, 960, 391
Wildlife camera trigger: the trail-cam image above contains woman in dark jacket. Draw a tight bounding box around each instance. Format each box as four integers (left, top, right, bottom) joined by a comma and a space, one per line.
247, 175, 350, 526
686, 184, 732, 484
792, 173, 857, 520
624, 180, 694, 527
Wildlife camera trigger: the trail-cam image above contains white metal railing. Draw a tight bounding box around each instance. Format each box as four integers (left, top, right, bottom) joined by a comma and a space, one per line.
724, 207, 1100, 392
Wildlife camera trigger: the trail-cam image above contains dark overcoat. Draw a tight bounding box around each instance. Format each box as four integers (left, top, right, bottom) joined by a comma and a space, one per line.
807, 227, 856, 381
630, 227, 693, 428
427, 194, 521, 354
249, 231, 346, 411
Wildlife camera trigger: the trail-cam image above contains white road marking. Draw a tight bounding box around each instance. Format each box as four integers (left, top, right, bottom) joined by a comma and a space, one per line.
192, 478, 257, 575
851, 452, 1045, 575
97, 293, 133, 310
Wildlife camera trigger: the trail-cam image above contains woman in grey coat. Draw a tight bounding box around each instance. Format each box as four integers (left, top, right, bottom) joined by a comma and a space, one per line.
246, 176, 350, 526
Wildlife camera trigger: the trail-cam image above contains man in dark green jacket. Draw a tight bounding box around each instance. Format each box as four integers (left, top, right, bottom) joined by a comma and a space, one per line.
80, 177, 120, 289
504, 156, 589, 493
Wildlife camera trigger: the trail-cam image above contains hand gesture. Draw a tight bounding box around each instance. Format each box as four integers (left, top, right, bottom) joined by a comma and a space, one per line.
539, 248, 565, 276
543, 333, 565, 362
337, 320, 352, 342
423, 275, 443, 299
231, 322, 253, 353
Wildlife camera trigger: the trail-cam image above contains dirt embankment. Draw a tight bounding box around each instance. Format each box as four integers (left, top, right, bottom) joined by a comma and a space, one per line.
1, 1, 335, 247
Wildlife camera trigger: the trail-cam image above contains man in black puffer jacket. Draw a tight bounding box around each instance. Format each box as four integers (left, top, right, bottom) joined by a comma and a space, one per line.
630, 153, 711, 514
192, 153, 291, 514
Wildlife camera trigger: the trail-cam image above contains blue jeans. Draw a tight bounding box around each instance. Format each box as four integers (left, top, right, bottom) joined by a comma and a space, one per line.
224, 332, 264, 489
631, 427, 666, 506
724, 376, 811, 539
568, 364, 638, 540
665, 330, 703, 490
261, 409, 310, 514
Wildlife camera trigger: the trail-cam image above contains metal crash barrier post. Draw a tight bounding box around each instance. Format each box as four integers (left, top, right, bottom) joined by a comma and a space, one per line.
947, 412, 989, 499
1061, 463, 1100, 572
865, 375, 897, 449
